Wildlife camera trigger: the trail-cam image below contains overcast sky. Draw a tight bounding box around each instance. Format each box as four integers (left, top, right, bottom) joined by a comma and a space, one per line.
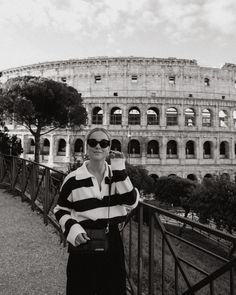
1, 0, 236, 70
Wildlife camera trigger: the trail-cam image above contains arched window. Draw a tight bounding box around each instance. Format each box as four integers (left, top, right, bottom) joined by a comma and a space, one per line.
58, 139, 66, 156
147, 140, 159, 157
219, 110, 228, 128
186, 140, 195, 158
29, 139, 35, 154
147, 107, 160, 125
233, 110, 236, 127
110, 107, 122, 125
202, 109, 212, 127
128, 107, 140, 125
150, 174, 159, 182
220, 141, 229, 158
42, 138, 50, 155
203, 141, 212, 158
187, 174, 198, 181
111, 139, 121, 152
128, 139, 140, 156
204, 174, 213, 179
74, 139, 83, 153
167, 140, 178, 158
92, 107, 103, 124
185, 108, 195, 127
166, 107, 178, 126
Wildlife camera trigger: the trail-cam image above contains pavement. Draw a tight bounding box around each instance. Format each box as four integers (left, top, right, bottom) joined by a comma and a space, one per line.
0, 189, 67, 295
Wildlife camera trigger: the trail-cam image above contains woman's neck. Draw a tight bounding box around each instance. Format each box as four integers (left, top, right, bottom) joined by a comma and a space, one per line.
87, 160, 106, 176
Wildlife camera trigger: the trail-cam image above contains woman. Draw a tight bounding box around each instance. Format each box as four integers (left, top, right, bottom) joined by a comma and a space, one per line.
54, 127, 139, 295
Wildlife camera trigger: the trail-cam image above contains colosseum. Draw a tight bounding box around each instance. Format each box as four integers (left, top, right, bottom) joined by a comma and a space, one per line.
1, 56, 236, 182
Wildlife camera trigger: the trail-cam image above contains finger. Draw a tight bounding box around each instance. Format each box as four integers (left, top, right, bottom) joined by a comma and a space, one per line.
76, 233, 87, 244
83, 233, 91, 240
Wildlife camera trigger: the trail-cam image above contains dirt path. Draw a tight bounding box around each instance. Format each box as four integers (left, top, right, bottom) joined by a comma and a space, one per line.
0, 189, 67, 295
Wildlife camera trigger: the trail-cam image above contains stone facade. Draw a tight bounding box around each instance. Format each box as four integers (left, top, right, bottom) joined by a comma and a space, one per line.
1, 57, 236, 181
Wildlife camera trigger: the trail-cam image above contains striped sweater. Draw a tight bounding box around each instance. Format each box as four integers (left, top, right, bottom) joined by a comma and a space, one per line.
54, 159, 139, 246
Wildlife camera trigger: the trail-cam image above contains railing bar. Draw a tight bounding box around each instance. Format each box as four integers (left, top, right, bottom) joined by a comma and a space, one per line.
22, 165, 33, 195
149, 213, 154, 295
34, 169, 46, 200
137, 205, 143, 295
182, 257, 236, 295
175, 261, 179, 295
129, 218, 132, 276
166, 231, 229, 263
125, 261, 137, 295
210, 281, 215, 295
178, 257, 209, 276
154, 213, 192, 289
230, 268, 234, 295
162, 236, 165, 295
142, 202, 236, 243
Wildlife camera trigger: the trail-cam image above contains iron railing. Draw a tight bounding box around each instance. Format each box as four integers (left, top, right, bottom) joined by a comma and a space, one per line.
0, 154, 235, 295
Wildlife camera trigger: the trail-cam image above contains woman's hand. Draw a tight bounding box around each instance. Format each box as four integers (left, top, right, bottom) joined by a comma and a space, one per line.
109, 150, 125, 159
75, 232, 90, 246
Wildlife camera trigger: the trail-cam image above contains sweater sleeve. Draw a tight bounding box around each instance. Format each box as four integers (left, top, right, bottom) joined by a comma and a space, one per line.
110, 158, 139, 209
53, 174, 86, 246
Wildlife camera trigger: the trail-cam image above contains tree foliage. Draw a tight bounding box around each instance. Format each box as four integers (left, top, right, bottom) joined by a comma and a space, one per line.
125, 162, 155, 195
0, 76, 87, 162
155, 176, 197, 217
192, 176, 236, 234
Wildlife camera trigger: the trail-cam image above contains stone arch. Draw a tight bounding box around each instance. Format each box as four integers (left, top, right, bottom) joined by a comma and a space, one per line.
74, 138, 84, 153
128, 107, 141, 125
147, 140, 159, 156
202, 108, 212, 127
219, 110, 228, 128
57, 138, 66, 156
186, 140, 195, 158
29, 138, 35, 154
92, 106, 103, 124
150, 174, 159, 182
187, 174, 198, 181
110, 107, 122, 125
167, 140, 178, 158
219, 141, 229, 158
203, 141, 213, 158
42, 138, 50, 155
147, 107, 160, 125
166, 107, 178, 126
111, 139, 121, 152
128, 139, 140, 155
185, 108, 195, 127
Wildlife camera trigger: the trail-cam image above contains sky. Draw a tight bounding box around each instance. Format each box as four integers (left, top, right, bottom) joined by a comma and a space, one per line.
1, 0, 236, 70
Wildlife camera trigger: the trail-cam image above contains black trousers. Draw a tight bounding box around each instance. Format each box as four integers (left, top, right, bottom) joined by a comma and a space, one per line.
66, 228, 127, 295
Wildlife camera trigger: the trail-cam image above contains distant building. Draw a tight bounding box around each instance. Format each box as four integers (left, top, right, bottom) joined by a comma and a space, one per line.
1, 57, 236, 181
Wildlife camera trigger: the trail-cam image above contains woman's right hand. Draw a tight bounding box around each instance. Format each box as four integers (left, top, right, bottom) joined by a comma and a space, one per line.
75, 232, 90, 246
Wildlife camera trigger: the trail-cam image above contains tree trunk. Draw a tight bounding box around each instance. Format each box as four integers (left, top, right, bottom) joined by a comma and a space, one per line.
34, 133, 41, 163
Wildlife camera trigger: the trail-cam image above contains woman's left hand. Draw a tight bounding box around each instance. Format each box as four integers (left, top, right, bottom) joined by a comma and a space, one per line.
109, 150, 125, 159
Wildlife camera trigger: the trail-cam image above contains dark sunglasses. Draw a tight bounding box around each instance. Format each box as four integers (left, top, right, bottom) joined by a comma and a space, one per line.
87, 139, 110, 148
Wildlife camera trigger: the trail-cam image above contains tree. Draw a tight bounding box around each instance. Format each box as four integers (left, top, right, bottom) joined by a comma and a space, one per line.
125, 163, 155, 195
192, 176, 236, 234
155, 176, 197, 217
0, 76, 87, 162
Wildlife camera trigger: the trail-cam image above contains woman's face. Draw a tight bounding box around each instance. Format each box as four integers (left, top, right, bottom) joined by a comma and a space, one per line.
87, 131, 110, 161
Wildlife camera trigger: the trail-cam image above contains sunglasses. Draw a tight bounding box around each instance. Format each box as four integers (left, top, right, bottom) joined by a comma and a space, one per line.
87, 139, 110, 148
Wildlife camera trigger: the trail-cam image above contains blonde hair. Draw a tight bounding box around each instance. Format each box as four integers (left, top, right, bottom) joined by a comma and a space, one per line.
86, 127, 111, 141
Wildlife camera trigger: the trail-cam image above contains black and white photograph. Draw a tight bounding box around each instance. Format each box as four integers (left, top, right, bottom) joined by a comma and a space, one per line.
0, 0, 236, 294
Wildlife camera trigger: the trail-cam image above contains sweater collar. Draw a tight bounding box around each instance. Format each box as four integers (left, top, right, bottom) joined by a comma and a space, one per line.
75, 160, 110, 180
